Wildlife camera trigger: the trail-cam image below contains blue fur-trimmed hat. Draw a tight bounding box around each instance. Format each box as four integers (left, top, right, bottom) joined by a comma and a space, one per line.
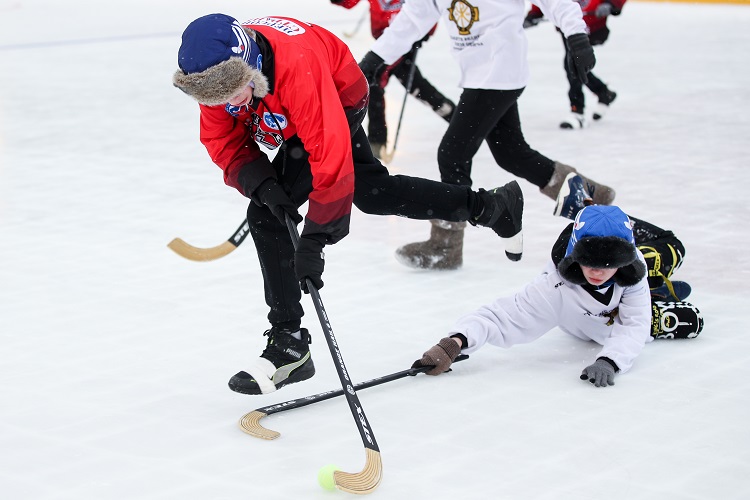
173, 13, 269, 105
557, 205, 646, 286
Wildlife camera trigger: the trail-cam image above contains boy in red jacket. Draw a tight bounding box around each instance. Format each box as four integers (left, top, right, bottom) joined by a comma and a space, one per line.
525, 0, 625, 129
173, 14, 524, 396
330, 0, 455, 158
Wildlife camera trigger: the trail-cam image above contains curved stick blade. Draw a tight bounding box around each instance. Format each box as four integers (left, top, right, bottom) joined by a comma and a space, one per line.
238, 410, 280, 440
333, 448, 383, 495
167, 238, 237, 262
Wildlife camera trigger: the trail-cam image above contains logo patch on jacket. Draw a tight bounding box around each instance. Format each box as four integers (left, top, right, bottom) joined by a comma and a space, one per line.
263, 112, 288, 130
245, 17, 306, 36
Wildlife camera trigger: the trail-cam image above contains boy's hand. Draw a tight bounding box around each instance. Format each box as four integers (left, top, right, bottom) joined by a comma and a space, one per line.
580, 358, 616, 387
412, 337, 462, 375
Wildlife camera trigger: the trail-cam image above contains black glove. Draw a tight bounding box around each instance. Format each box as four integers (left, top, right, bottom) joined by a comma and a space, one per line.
594, 3, 613, 17
294, 235, 325, 293
566, 33, 596, 84
580, 358, 617, 387
359, 51, 385, 86
412, 337, 462, 376
252, 179, 302, 225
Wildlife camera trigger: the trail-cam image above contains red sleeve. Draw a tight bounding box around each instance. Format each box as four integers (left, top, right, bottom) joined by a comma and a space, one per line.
198, 104, 266, 195
528, 4, 544, 18
277, 41, 356, 243
330, 0, 362, 9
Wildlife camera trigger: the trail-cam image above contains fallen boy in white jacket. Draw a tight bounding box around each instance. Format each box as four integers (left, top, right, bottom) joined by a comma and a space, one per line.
414, 204, 703, 387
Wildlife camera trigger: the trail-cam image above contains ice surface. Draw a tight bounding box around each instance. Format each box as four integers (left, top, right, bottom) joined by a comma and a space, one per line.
1, 1, 749, 498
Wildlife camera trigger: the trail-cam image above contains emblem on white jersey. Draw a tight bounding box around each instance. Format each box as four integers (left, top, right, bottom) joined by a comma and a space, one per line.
448, 0, 480, 36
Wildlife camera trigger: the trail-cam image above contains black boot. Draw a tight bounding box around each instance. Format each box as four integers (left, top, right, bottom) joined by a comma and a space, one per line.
228, 327, 315, 395
473, 181, 524, 261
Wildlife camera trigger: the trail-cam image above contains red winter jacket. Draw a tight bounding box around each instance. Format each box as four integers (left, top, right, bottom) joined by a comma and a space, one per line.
528, 0, 626, 35
332, 0, 403, 39
197, 17, 368, 244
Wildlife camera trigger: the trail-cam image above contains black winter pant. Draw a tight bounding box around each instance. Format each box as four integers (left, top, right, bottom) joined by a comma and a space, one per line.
437, 88, 555, 189
248, 126, 480, 331
368, 47, 452, 144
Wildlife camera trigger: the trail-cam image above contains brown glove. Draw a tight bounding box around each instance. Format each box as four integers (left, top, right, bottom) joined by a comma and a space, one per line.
412, 337, 463, 376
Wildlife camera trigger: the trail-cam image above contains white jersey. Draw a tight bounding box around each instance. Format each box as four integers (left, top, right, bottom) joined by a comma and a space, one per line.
451, 258, 653, 373
371, 0, 587, 90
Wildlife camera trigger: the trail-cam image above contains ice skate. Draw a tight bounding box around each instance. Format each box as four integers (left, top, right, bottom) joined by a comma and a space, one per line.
475, 181, 524, 261
593, 90, 617, 121
651, 301, 704, 339
541, 161, 616, 207
395, 220, 466, 270
434, 101, 455, 121
560, 111, 587, 129
228, 327, 315, 395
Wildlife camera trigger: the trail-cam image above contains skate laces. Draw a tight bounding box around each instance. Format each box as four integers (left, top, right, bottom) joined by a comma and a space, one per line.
261, 328, 310, 365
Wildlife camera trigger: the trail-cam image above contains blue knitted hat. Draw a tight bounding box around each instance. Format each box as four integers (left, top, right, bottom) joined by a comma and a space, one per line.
173, 14, 268, 105
557, 205, 646, 286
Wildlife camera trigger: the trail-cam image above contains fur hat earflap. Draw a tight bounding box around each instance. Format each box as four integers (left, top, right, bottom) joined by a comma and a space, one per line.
173, 58, 269, 105
173, 14, 269, 105
557, 205, 646, 287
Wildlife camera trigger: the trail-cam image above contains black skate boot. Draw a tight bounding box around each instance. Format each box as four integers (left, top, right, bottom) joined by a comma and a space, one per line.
651, 301, 704, 339
473, 181, 524, 261
593, 90, 617, 121
228, 327, 315, 395
433, 100, 455, 122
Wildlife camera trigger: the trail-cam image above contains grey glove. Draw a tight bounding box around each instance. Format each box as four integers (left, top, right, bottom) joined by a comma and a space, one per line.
580, 358, 617, 387
595, 3, 613, 17
412, 337, 462, 376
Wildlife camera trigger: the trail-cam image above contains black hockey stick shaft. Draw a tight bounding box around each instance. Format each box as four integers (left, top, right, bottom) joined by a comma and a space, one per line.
390, 45, 419, 155
285, 214, 380, 454
256, 354, 469, 417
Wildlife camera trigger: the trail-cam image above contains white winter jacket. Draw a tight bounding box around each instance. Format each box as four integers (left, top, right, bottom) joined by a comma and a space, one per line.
371, 0, 588, 90
451, 257, 653, 373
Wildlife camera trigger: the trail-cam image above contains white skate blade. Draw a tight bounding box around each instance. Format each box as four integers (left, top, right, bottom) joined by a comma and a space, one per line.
592, 102, 609, 121
560, 112, 587, 129
503, 231, 523, 261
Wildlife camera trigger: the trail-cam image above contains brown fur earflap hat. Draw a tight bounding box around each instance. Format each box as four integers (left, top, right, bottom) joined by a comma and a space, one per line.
173, 13, 269, 105
557, 205, 647, 287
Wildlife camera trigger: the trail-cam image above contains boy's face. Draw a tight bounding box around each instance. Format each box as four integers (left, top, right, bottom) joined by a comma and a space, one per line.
227, 85, 254, 107
580, 265, 618, 286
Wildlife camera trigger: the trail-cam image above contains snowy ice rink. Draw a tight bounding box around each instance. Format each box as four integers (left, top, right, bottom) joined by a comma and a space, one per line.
2, 0, 749, 498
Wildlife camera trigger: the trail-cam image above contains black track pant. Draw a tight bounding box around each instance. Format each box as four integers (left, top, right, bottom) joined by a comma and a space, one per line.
367, 47, 452, 144
248, 126, 481, 331
437, 88, 555, 189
